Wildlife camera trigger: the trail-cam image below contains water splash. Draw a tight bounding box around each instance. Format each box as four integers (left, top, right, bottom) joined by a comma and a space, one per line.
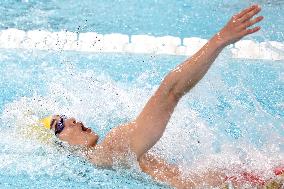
0, 49, 283, 188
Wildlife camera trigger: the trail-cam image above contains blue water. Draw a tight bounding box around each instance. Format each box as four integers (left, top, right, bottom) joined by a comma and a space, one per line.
0, 0, 284, 188
0, 49, 283, 188
0, 0, 283, 41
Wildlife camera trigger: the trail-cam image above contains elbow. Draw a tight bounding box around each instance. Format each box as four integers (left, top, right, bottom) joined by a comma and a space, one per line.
169, 85, 183, 102
162, 74, 183, 102
170, 78, 197, 100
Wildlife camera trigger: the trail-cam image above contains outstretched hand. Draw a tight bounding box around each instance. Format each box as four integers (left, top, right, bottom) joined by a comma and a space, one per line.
217, 5, 264, 46
121, 4, 264, 163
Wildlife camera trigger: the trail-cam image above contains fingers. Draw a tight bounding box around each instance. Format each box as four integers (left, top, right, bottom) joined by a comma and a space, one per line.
235, 5, 257, 19
241, 16, 264, 29
243, 26, 261, 36
239, 5, 261, 23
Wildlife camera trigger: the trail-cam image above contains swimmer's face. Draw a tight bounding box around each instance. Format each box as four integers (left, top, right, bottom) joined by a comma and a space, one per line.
51, 116, 99, 147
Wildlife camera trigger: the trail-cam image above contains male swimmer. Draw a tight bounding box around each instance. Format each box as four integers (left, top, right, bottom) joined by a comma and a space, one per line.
38, 5, 283, 189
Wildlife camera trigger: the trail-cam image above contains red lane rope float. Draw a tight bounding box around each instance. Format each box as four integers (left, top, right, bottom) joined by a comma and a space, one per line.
241, 172, 266, 186
225, 166, 284, 186
274, 166, 284, 176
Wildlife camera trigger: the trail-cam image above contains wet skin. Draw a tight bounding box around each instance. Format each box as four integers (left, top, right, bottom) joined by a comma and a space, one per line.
49, 5, 277, 189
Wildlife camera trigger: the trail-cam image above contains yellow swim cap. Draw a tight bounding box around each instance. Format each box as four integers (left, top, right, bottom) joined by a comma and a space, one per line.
20, 115, 54, 144
39, 115, 52, 129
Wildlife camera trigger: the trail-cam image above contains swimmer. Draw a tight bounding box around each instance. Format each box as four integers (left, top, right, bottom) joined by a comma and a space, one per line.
39, 5, 282, 188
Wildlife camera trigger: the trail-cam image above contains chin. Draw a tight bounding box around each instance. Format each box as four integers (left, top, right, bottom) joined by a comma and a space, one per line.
87, 133, 99, 147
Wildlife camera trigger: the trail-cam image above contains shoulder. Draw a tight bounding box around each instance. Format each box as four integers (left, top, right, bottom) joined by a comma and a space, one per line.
99, 123, 134, 152
86, 145, 113, 167
89, 123, 136, 167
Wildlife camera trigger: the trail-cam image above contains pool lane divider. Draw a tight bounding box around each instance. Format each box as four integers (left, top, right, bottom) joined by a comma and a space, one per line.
0, 28, 283, 60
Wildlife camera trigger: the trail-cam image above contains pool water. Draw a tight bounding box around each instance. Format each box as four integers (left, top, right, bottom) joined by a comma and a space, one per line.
0, 0, 283, 41
0, 49, 283, 188
0, 0, 283, 188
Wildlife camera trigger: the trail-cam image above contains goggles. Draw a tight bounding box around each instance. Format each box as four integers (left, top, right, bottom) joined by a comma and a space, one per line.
51, 115, 68, 136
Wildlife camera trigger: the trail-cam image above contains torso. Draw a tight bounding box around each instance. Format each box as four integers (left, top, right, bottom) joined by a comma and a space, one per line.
87, 124, 135, 167
81, 124, 199, 189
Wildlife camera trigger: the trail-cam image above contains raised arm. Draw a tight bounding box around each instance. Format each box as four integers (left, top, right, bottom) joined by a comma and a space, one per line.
167, 5, 263, 99
128, 5, 263, 159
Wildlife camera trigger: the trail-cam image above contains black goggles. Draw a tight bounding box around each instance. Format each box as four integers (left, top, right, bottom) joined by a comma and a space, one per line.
51, 115, 68, 136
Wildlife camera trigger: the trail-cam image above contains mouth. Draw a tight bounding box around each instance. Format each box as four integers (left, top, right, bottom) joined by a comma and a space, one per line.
79, 122, 92, 133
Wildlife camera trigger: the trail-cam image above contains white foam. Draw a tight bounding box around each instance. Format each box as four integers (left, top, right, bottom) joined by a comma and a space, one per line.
23, 30, 54, 50
175, 46, 187, 56
156, 36, 181, 55
103, 33, 129, 52
54, 31, 78, 50
126, 35, 158, 54
0, 28, 26, 49
232, 40, 284, 60
78, 32, 104, 52
0, 59, 282, 183
183, 37, 208, 56
0, 28, 283, 60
